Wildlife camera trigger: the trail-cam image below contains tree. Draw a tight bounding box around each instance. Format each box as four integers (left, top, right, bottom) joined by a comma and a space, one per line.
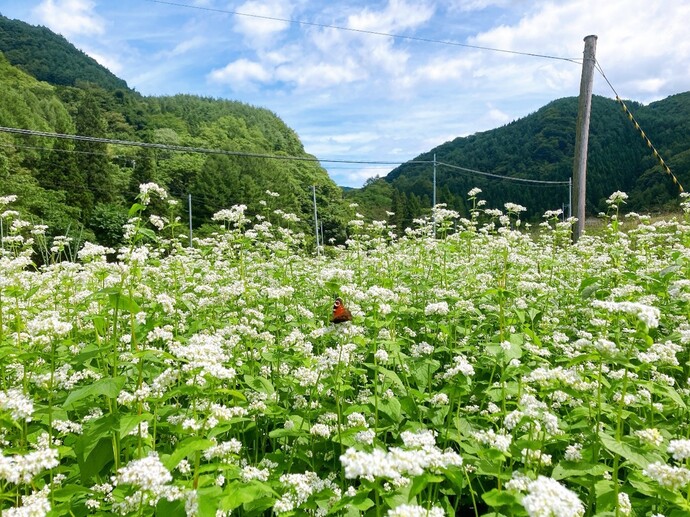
74, 91, 114, 213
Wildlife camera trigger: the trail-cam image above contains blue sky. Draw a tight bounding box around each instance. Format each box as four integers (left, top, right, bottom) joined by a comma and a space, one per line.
1, 0, 689, 187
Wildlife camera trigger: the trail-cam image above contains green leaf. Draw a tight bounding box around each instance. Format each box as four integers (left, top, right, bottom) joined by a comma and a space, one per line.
652, 383, 687, 409
376, 396, 403, 423
119, 413, 152, 438
128, 202, 146, 216
594, 479, 616, 512
220, 481, 276, 510
108, 292, 141, 314
51, 484, 91, 502
482, 488, 520, 508
75, 413, 119, 460
162, 437, 215, 470
156, 498, 187, 517
552, 461, 610, 480
598, 431, 650, 468
628, 472, 690, 508
244, 374, 275, 395
408, 473, 444, 501
75, 437, 114, 483
197, 486, 223, 517
63, 376, 126, 409
376, 366, 406, 392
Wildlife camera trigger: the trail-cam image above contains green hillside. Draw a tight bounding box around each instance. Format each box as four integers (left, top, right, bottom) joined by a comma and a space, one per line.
348, 93, 690, 226
0, 36, 348, 246
0, 14, 128, 90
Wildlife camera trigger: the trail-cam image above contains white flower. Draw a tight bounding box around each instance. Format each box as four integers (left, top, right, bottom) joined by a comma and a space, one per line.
114, 453, 172, 491
618, 492, 631, 516
521, 476, 585, 517
564, 443, 583, 461
504, 202, 527, 213
3, 487, 51, 516
643, 461, 690, 490
668, 439, 690, 461
341, 432, 462, 481
374, 349, 389, 363
0, 389, 34, 421
473, 429, 512, 453
138, 182, 168, 204
467, 188, 482, 197
0, 446, 59, 484
429, 393, 449, 406
240, 466, 270, 482
592, 300, 660, 328
310, 423, 331, 438
424, 301, 449, 316
387, 504, 445, 516
606, 191, 628, 205
635, 428, 664, 447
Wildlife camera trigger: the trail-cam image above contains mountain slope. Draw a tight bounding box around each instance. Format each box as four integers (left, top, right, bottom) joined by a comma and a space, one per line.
0, 15, 349, 246
348, 93, 690, 224
0, 13, 128, 90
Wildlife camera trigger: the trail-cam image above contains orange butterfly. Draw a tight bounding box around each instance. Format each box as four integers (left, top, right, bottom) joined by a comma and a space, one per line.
331, 296, 353, 324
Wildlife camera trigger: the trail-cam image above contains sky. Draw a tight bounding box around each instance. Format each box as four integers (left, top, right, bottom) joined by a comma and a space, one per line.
1, 0, 689, 187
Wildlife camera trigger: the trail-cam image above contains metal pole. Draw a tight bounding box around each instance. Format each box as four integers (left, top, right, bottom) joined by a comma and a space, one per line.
432, 153, 437, 238
568, 176, 573, 219
188, 193, 193, 247
312, 185, 319, 253
572, 35, 597, 242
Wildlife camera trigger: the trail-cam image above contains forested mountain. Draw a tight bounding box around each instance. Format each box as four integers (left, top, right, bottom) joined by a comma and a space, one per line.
347, 92, 690, 226
0, 16, 349, 247
0, 14, 128, 90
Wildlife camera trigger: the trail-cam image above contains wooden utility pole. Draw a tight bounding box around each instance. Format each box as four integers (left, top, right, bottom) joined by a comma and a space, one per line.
572, 34, 597, 242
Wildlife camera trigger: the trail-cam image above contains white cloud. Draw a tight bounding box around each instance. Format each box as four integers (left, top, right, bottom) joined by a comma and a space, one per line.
447, 0, 515, 12
32, 0, 104, 36
233, 0, 293, 48
275, 58, 364, 90
82, 49, 123, 75
208, 58, 272, 86
468, 0, 690, 102
487, 104, 511, 124
346, 0, 435, 33
167, 36, 207, 57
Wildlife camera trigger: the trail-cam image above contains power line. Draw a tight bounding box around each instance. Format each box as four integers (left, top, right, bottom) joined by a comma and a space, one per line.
0, 126, 430, 166
146, 0, 581, 64
437, 161, 570, 186
0, 126, 572, 188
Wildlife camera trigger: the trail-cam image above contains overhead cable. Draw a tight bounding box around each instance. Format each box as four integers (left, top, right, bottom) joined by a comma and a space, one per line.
1, 126, 571, 187
146, 0, 581, 63
437, 161, 570, 185
0, 126, 429, 166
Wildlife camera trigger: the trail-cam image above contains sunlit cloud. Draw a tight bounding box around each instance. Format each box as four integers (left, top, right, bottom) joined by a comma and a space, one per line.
208, 58, 272, 86
32, 0, 104, 36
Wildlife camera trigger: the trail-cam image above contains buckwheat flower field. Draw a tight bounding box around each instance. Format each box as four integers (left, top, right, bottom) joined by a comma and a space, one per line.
1, 186, 690, 516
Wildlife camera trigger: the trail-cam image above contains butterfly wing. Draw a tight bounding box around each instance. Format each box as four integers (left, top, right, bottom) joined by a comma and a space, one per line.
331, 297, 352, 323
